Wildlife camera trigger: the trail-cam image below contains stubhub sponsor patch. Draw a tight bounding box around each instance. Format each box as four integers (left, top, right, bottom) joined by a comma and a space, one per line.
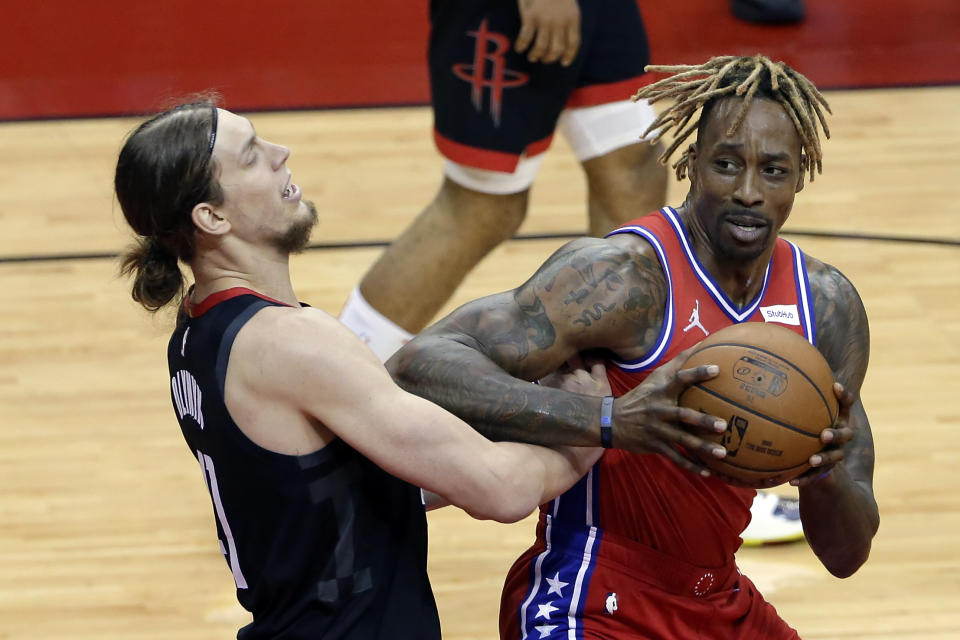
760, 304, 800, 326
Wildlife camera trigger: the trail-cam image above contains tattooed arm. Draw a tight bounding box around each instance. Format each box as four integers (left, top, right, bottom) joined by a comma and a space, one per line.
387, 236, 727, 473
794, 258, 879, 578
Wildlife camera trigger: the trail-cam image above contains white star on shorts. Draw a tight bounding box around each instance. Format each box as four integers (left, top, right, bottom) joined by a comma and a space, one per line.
535, 601, 559, 620
545, 572, 569, 597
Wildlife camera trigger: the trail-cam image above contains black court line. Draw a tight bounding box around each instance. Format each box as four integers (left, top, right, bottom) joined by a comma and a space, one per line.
1, 229, 958, 265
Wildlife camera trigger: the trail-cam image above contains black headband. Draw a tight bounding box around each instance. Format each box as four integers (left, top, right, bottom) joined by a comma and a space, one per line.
207, 106, 218, 155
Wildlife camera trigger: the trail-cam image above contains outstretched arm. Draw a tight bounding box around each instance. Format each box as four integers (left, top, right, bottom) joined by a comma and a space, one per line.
389, 237, 728, 474
424, 353, 613, 512
235, 306, 599, 524
794, 259, 880, 577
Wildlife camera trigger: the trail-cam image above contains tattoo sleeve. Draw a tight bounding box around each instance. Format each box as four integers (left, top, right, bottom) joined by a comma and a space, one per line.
811, 261, 870, 394
810, 259, 875, 481
801, 258, 879, 577
386, 238, 667, 446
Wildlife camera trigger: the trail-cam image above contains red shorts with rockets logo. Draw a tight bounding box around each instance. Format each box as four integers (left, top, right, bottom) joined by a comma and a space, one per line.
500, 517, 800, 640
429, 0, 651, 171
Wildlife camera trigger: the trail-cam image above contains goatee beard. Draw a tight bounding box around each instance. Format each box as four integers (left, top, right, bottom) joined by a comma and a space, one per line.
272, 200, 318, 254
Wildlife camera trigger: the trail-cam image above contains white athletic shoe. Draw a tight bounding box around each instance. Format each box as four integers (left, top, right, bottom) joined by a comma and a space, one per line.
740, 491, 805, 547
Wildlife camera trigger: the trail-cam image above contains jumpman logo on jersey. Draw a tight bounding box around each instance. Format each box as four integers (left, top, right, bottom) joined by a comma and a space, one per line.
683, 299, 710, 336
452, 19, 530, 126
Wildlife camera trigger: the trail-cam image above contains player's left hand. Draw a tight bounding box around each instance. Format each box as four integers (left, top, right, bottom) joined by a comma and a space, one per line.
539, 353, 611, 397
790, 382, 856, 487
515, 0, 581, 66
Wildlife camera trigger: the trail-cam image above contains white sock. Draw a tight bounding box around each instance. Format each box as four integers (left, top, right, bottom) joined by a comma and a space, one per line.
338, 286, 415, 363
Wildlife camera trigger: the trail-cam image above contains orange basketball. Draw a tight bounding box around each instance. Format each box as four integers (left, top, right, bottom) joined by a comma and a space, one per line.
679, 322, 838, 486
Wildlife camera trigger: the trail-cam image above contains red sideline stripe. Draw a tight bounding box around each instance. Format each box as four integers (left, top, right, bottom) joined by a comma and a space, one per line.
566, 75, 652, 109
433, 130, 555, 172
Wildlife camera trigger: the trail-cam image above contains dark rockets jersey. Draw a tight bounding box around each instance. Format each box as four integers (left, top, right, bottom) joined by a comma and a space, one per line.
167, 287, 440, 639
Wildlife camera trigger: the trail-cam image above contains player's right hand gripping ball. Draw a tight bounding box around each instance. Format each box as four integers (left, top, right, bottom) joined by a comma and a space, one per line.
679, 323, 838, 486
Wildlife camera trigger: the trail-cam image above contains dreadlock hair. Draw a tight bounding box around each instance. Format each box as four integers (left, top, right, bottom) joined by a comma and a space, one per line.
632, 55, 831, 183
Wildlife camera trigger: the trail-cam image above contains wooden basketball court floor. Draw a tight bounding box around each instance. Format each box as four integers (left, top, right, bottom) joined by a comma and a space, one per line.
1, 86, 959, 639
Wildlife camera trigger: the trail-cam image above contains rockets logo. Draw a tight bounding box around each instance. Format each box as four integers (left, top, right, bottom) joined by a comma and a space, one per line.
452, 19, 529, 126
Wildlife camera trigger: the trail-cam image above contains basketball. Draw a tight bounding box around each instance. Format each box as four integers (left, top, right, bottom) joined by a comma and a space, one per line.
679, 323, 839, 486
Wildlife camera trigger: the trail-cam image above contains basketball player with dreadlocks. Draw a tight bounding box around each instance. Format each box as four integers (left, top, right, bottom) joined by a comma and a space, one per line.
389, 55, 879, 638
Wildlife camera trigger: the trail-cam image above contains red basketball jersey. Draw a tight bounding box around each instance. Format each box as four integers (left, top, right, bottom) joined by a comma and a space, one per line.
503, 209, 816, 639
560, 207, 815, 566
595, 207, 817, 563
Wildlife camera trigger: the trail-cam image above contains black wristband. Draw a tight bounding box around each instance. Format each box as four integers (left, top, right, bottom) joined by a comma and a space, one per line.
600, 396, 614, 448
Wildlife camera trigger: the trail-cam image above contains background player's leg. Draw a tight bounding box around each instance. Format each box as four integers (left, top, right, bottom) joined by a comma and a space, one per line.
355, 177, 528, 334
582, 140, 668, 235
557, 99, 668, 235
340, 1, 564, 362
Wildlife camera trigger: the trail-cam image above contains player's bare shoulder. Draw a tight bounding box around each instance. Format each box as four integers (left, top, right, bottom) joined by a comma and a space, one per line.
413, 236, 669, 379
517, 234, 669, 357
230, 305, 381, 392
805, 256, 870, 391
225, 303, 392, 442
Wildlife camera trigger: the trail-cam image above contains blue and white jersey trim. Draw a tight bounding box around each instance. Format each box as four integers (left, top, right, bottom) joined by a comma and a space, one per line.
606, 216, 674, 371
546, 466, 598, 530
787, 240, 817, 345
661, 207, 772, 322
518, 518, 600, 640
518, 469, 600, 639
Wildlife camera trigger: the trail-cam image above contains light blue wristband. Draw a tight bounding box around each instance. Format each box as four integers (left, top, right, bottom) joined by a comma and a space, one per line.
600, 396, 614, 448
